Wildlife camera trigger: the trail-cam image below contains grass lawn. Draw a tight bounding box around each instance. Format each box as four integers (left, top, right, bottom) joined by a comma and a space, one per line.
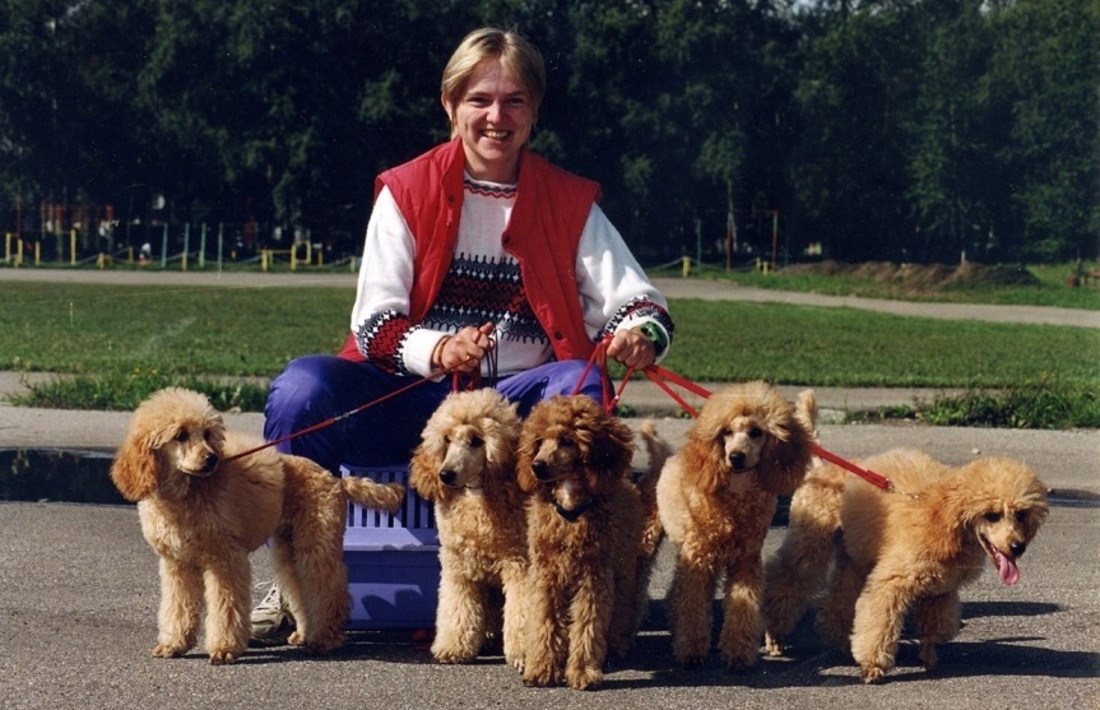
1, 275, 1097, 426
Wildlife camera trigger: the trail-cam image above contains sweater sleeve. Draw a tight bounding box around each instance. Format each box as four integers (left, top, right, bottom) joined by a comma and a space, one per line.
350, 186, 448, 375
574, 204, 675, 360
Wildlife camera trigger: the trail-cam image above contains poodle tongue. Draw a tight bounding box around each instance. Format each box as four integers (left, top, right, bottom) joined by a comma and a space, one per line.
994, 549, 1020, 585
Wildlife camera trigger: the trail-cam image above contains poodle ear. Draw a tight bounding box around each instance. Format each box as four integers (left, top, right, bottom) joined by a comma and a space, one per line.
680, 426, 729, 493
758, 409, 813, 496
585, 414, 635, 487
483, 401, 521, 475
408, 444, 442, 502
515, 424, 542, 494
110, 432, 160, 502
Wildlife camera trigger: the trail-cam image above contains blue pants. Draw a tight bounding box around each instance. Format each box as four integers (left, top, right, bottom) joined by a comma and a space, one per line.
264, 355, 607, 473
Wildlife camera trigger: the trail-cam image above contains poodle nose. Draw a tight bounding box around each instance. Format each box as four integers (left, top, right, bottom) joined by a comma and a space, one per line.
531, 460, 550, 481
202, 453, 218, 472
439, 469, 457, 486
1010, 541, 1027, 557
728, 452, 746, 470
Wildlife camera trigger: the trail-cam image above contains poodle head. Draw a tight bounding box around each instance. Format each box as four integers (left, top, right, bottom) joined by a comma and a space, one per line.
410, 388, 521, 500
684, 381, 812, 495
516, 395, 635, 520
950, 456, 1049, 585
109, 387, 226, 502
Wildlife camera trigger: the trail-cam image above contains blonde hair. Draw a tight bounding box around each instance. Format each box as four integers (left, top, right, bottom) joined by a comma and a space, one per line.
441, 27, 545, 135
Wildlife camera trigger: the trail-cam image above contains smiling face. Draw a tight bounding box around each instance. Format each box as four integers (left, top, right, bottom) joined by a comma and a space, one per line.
442, 59, 535, 184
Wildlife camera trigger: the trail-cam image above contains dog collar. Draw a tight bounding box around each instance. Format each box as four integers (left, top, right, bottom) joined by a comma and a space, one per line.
553, 499, 591, 522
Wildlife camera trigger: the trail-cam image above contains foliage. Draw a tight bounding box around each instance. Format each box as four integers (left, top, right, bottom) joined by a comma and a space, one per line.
10, 367, 270, 412
0, 0, 1096, 263
915, 380, 1100, 429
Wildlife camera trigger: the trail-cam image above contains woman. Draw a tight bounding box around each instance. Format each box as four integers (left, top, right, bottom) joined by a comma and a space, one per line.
252, 26, 674, 642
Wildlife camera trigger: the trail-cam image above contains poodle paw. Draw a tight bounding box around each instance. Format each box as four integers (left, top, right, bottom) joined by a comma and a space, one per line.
207, 647, 242, 665
151, 642, 189, 659
287, 630, 306, 647
720, 650, 759, 672
860, 664, 886, 684
522, 664, 561, 688
431, 647, 478, 664
566, 666, 603, 691
306, 631, 346, 655
763, 633, 785, 657
918, 642, 939, 671
677, 653, 707, 670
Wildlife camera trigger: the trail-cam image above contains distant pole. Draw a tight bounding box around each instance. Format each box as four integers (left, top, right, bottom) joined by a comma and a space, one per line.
182, 223, 190, 271
695, 217, 702, 271
217, 223, 224, 272
199, 223, 207, 269
161, 224, 168, 268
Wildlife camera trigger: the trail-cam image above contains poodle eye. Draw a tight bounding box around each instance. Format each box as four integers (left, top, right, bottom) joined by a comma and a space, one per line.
1015, 510, 1028, 523
983, 512, 1003, 523
174, 429, 189, 442
749, 427, 764, 439
469, 435, 484, 448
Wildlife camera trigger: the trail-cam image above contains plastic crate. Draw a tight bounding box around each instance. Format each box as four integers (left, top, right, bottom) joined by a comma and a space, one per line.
341, 465, 440, 630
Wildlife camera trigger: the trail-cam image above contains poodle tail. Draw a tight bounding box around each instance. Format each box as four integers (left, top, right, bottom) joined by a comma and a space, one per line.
341, 477, 405, 513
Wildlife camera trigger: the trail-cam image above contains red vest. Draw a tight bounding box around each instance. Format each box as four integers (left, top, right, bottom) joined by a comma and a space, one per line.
339, 137, 602, 364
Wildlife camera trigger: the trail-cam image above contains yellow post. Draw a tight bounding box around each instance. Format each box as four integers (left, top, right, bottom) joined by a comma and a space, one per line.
681, 256, 691, 277
97, 253, 105, 269
3, 233, 10, 263
290, 246, 297, 271
35, 241, 41, 265
70, 229, 77, 265
261, 250, 270, 271
15, 238, 24, 266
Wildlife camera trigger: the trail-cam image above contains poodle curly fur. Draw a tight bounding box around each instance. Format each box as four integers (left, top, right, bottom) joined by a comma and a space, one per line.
110, 387, 404, 664
657, 380, 813, 670
516, 394, 646, 690
763, 447, 1048, 683
409, 388, 528, 667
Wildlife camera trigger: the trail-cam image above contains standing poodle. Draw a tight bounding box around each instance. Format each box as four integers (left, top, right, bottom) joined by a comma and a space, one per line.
657, 381, 813, 669
409, 388, 527, 668
517, 394, 645, 690
765, 448, 1048, 683
110, 387, 404, 664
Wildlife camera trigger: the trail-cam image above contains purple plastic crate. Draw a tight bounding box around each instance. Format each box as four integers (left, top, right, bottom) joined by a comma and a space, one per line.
341, 465, 440, 630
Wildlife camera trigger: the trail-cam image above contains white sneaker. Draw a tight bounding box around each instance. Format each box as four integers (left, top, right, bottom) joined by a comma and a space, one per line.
249, 582, 295, 645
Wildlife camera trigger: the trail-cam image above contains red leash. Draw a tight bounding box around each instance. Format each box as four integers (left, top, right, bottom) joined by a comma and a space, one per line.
630, 364, 895, 493
223, 357, 481, 463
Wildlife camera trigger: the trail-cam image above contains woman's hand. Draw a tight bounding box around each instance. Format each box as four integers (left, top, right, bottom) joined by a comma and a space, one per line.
607, 328, 657, 370
434, 322, 495, 373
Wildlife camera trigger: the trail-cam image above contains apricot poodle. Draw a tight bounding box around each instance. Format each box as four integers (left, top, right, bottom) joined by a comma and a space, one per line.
763, 448, 1048, 683
516, 394, 645, 690
657, 381, 813, 669
409, 388, 527, 667
110, 387, 404, 664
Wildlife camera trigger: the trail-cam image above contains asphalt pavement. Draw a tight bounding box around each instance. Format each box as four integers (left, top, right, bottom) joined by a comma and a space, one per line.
1, 268, 1097, 709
